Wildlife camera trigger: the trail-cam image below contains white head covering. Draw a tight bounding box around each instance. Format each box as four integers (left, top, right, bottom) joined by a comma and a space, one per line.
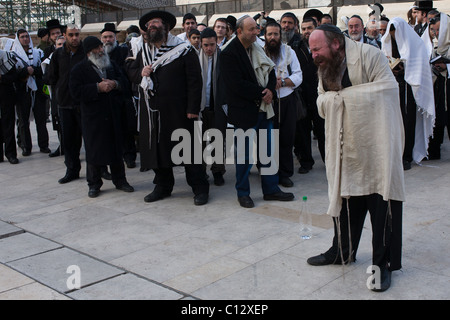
12, 30, 42, 92
436, 12, 450, 57
381, 17, 435, 163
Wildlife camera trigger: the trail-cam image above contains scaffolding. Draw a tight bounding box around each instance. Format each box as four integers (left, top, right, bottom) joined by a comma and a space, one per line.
0, 0, 123, 34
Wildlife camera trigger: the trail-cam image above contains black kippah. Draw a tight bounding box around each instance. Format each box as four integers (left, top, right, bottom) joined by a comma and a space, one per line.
316, 24, 342, 34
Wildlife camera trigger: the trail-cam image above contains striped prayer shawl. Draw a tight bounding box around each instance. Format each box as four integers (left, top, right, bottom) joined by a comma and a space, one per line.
0, 50, 17, 75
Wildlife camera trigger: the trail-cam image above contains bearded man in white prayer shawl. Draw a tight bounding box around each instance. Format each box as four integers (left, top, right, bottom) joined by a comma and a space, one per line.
12, 29, 50, 157
422, 12, 447, 160
305, 24, 405, 292
381, 17, 435, 168
125, 10, 209, 206
431, 12, 450, 140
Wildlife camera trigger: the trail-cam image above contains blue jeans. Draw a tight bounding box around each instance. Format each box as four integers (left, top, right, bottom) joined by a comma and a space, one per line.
234, 112, 280, 197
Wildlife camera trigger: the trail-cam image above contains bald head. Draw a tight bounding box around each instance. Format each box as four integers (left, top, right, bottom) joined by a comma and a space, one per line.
237, 16, 259, 48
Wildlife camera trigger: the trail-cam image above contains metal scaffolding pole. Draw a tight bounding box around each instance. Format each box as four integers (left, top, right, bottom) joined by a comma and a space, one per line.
0, 0, 110, 34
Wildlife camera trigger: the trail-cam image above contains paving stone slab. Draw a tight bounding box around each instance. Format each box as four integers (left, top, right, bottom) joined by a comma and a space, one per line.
0, 232, 62, 263
7, 247, 125, 293
0, 221, 23, 239
68, 273, 183, 300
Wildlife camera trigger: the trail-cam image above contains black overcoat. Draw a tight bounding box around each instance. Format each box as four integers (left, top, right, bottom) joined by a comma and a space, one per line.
218, 36, 277, 130
69, 59, 126, 165
126, 47, 203, 169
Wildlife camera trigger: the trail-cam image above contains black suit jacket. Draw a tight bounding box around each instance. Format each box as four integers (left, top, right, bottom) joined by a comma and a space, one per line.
219, 36, 276, 130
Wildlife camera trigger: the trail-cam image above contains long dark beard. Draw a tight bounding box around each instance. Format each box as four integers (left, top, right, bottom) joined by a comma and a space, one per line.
146, 24, 167, 44
316, 49, 345, 91
265, 39, 281, 60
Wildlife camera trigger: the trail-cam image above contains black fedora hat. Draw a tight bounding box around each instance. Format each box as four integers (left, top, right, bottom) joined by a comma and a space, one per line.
304, 9, 324, 21
100, 22, 119, 34
139, 10, 177, 31
46, 19, 63, 31
416, 1, 436, 11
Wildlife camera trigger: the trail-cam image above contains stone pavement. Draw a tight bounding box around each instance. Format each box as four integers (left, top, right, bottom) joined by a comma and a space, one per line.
0, 122, 449, 301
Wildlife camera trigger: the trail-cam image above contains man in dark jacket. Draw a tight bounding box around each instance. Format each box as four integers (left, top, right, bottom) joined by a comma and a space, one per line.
281, 13, 325, 174
101, 22, 137, 169
126, 10, 209, 205
70, 36, 134, 198
0, 50, 25, 164
219, 15, 294, 208
46, 24, 85, 184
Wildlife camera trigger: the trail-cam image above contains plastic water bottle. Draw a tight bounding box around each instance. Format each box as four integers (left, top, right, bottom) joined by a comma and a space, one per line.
299, 196, 312, 239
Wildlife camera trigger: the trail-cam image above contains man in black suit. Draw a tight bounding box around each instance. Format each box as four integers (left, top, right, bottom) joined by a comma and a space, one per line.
219, 15, 294, 208
414, 1, 436, 36
101, 22, 137, 170
281, 14, 325, 174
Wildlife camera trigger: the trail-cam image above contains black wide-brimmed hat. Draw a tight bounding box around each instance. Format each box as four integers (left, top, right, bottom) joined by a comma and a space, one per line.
416, 1, 436, 11
100, 22, 119, 34
304, 9, 324, 21
139, 10, 177, 31
46, 19, 63, 31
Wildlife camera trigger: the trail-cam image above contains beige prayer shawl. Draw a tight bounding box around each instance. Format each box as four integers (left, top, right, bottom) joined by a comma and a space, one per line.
317, 37, 406, 217
250, 41, 275, 119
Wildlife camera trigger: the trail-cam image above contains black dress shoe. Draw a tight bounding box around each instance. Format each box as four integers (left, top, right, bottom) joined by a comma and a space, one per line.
307, 253, 343, 266
58, 173, 80, 184
213, 172, 225, 186
238, 196, 254, 208
88, 188, 100, 198
101, 170, 112, 180
298, 166, 310, 174
125, 159, 136, 168
22, 149, 31, 156
194, 193, 209, 206
7, 157, 19, 164
40, 147, 51, 153
144, 189, 171, 203
263, 191, 294, 201
116, 183, 134, 193
371, 266, 392, 292
279, 176, 293, 187
49, 148, 61, 157
140, 167, 150, 172
403, 160, 411, 171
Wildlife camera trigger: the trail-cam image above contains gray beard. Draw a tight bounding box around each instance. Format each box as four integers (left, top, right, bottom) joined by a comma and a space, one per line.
88, 52, 111, 70
103, 41, 117, 55
281, 29, 295, 43
349, 32, 363, 41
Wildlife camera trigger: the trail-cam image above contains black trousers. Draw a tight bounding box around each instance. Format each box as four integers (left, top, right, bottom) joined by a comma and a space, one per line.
399, 81, 416, 163
273, 93, 297, 178
202, 107, 226, 175
122, 98, 137, 163
324, 194, 403, 271
0, 88, 17, 159
294, 101, 325, 170
59, 107, 82, 175
16, 90, 49, 151
153, 165, 209, 196
428, 74, 446, 158
86, 161, 127, 189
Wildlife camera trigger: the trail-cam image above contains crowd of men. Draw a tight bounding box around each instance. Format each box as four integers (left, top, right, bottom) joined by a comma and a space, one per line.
0, 0, 449, 291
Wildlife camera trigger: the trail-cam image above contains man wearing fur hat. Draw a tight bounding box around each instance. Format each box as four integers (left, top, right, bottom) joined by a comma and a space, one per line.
69, 36, 134, 198
126, 10, 209, 205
